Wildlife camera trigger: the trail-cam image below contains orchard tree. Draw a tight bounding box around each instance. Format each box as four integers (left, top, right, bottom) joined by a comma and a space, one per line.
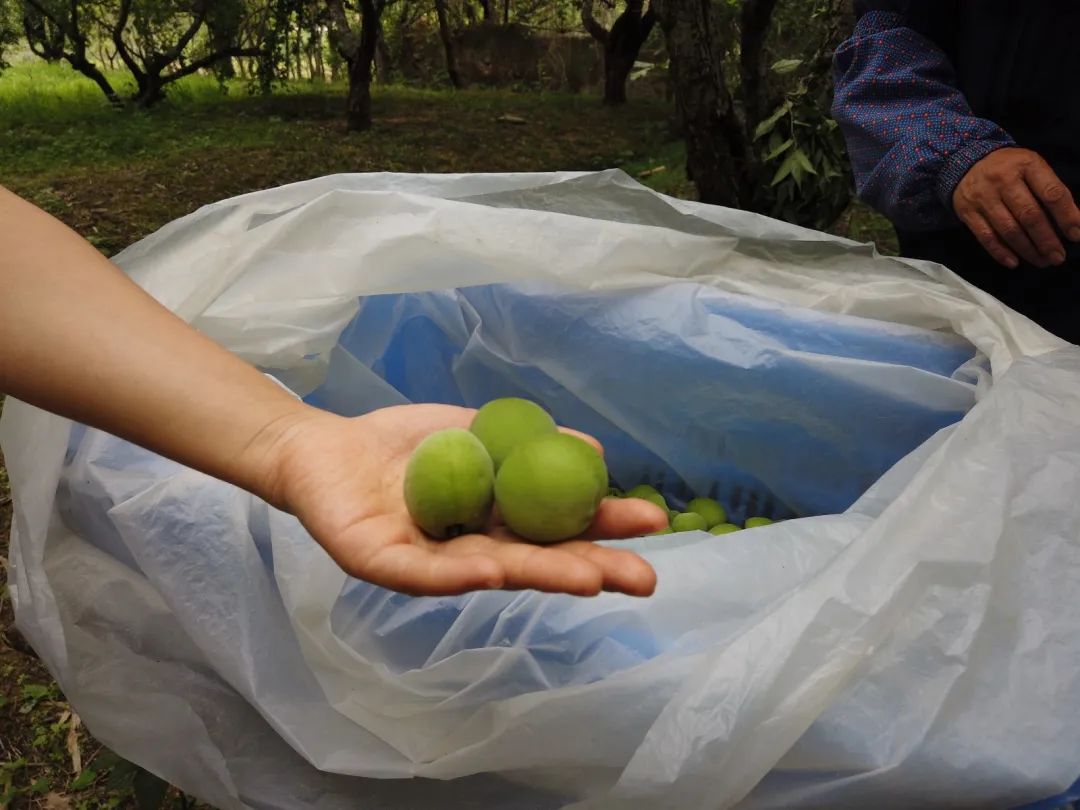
581, 0, 655, 105
21, 0, 263, 107
326, 0, 385, 131
652, 0, 853, 229
433, 0, 461, 87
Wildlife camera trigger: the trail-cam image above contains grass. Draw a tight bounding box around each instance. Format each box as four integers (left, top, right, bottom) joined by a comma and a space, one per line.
0, 58, 900, 809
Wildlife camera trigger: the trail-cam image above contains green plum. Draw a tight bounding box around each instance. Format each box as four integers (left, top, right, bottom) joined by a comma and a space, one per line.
495, 433, 608, 544
404, 428, 495, 539
625, 484, 668, 511
686, 497, 727, 529
469, 397, 557, 470
745, 517, 775, 529
671, 512, 709, 533
709, 523, 741, 535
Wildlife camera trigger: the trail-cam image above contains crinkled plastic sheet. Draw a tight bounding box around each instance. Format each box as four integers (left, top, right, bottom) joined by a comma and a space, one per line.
3, 170, 1080, 810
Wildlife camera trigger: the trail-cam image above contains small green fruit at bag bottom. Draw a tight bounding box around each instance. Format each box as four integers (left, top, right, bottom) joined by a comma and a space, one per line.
404, 428, 495, 539
745, 517, 774, 529
495, 433, 608, 544
671, 512, 709, 533
710, 523, 741, 535
686, 497, 727, 528
624, 484, 668, 511
469, 397, 558, 470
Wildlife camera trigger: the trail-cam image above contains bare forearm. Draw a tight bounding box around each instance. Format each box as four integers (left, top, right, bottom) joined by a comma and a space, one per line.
0, 186, 314, 498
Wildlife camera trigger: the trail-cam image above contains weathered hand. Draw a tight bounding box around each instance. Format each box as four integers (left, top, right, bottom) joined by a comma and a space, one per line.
953, 147, 1080, 268
258, 404, 668, 598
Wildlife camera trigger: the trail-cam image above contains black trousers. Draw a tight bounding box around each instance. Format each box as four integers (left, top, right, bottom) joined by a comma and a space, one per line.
898, 227, 1080, 346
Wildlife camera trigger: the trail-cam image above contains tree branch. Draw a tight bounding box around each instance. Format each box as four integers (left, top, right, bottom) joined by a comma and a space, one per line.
24, 0, 69, 37
581, 0, 609, 43
23, 23, 51, 60
161, 46, 262, 86
161, 1, 209, 68
359, 0, 380, 58
112, 0, 143, 81
325, 0, 360, 59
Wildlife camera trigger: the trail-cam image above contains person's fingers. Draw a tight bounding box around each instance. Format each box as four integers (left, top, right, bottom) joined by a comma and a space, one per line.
958, 209, 1020, 269
586, 497, 669, 539
479, 540, 605, 595
325, 514, 506, 596
558, 426, 604, 456
1001, 180, 1066, 264
1023, 157, 1080, 243
557, 541, 658, 597
363, 543, 507, 596
981, 201, 1047, 267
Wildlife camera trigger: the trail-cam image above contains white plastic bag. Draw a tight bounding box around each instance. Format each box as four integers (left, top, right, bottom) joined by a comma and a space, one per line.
4, 170, 1080, 810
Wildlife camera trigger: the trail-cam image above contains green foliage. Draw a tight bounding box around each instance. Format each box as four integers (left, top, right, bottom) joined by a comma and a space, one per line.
753, 63, 851, 231
18, 682, 58, 713
0, 0, 19, 73
70, 767, 98, 790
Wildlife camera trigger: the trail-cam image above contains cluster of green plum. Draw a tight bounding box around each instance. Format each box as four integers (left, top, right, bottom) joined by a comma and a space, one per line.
404, 398, 610, 544
404, 396, 779, 544
611, 484, 776, 536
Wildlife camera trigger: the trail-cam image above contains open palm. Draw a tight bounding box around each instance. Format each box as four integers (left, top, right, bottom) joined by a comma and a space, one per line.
263, 404, 667, 597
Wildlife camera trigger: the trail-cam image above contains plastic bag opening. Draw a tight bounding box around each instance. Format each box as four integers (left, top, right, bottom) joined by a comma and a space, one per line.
299, 279, 980, 525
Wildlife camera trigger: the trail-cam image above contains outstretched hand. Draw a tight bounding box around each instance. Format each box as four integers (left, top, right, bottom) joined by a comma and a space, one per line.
257, 404, 668, 598
0, 188, 665, 599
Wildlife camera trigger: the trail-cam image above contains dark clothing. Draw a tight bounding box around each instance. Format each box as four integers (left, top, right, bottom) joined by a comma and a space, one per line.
834, 2, 1080, 344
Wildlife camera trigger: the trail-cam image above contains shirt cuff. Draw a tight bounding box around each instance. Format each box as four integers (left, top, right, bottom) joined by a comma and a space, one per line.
936, 137, 1017, 210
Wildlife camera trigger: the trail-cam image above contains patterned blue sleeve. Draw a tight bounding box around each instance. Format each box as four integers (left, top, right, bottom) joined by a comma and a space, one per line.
832, 11, 1016, 231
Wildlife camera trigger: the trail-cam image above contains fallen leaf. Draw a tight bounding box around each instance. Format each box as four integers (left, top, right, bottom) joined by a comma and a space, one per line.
496, 114, 527, 125
43, 793, 72, 810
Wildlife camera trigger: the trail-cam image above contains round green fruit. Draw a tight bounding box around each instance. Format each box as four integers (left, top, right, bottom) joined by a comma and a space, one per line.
625, 484, 668, 511
404, 428, 495, 539
709, 523, 741, 535
745, 517, 774, 529
671, 512, 709, 533
469, 397, 557, 470
687, 497, 727, 528
651, 526, 674, 536
494, 433, 609, 544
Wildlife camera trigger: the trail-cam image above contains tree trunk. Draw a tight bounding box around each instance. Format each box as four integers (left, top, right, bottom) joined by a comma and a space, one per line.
345, 52, 373, 130
313, 25, 325, 80
739, 0, 778, 134
68, 53, 122, 105
133, 74, 166, 107
503, 0, 511, 25
652, 0, 749, 207
328, 0, 382, 130
602, 48, 631, 104
434, 0, 462, 88
601, 2, 654, 105
375, 31, 392, 83
207, 24, 237, 78
294, 26, 304, 79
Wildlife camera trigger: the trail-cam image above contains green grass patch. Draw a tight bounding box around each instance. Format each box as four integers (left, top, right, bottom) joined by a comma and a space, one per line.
1, 67, 678, 255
